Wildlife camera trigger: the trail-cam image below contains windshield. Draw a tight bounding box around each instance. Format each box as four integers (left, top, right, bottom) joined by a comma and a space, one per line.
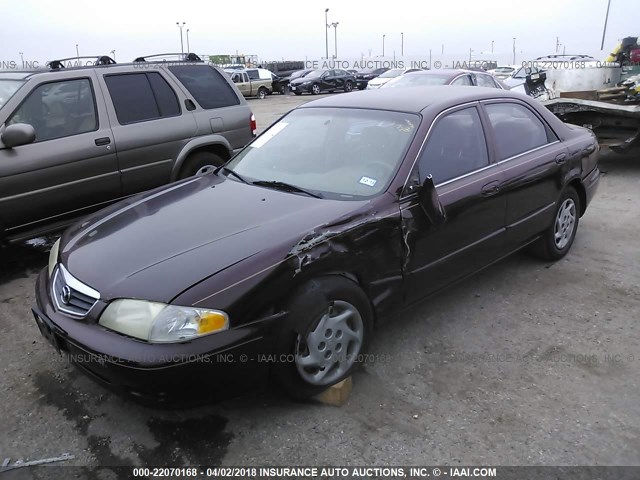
305, 70, 325, 79
0, 79, 25, 109
385, 74, 450, 88
378, 69, 404, 78
226, 108, 419, 200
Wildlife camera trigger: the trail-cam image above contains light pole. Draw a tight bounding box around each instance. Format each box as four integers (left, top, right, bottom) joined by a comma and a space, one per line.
401, 32, 404, 56
491, 40, 494, 54
75, 44, 79, 62
601, 0, 611, 50
512, 37, 516, 64
110, 49, 116, 61
324, 8, 329, 59
176, 22, 186, 55
329, 22, 339, 58
186, 29, 190, 53
382, 34, 386, 56
18, 51, 24, 66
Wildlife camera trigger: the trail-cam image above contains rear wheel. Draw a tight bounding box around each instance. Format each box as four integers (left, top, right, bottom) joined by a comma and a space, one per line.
272, 276, 373, 400
257, 87, 268, 99
529, 187, 580, 261
178, 151, 225, 179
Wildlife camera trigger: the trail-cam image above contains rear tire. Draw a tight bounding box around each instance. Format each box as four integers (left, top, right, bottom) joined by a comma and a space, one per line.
257, 87, 267, 99
178, 151, 225, 180
529, 187, 580, 261
272, 276, 373, 400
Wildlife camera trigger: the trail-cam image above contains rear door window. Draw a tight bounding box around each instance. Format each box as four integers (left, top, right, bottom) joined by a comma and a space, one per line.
417, 107, 489, 184
7, 78, 97, 142
105, 72, 180, 124
169, 65, 240, 109
484, 103, 555, 160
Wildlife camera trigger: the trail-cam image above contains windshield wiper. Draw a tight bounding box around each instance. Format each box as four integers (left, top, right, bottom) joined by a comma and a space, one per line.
216, 166, 249, 184
251, 180, 323, 199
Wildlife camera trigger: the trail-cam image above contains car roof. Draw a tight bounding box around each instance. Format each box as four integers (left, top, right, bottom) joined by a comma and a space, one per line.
298, 85, 520, 114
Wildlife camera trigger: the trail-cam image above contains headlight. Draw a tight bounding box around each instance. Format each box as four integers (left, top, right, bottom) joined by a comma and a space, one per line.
99, 299, 229, 343
48, 239, 60, 277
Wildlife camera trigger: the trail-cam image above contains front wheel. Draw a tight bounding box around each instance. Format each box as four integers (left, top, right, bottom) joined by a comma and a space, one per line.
311, 83, 321, 95
529, 187, 580, 261
344, 81, 353, 92
294, 91, 302, 96
272, 276, 373, 400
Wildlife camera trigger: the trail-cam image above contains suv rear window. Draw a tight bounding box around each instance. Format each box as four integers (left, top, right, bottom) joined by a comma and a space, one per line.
105, 72, 180, 124
169, 65, 240, 109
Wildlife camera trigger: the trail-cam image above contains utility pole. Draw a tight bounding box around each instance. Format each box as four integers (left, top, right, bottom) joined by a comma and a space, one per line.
556, 36, 560, 53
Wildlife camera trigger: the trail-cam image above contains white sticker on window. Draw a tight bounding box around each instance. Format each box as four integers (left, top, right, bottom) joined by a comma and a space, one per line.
250, 122, 288, 149
359, 176, 377, 187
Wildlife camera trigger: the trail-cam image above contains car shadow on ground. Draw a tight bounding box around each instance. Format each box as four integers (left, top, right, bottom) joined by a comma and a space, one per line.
0, 235, 58, 284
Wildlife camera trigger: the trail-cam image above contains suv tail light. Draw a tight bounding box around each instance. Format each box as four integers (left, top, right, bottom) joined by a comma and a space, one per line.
250, 114, 257, 137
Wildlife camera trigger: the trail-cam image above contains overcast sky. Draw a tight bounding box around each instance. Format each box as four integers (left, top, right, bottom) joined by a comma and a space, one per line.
0, 0, 637, 66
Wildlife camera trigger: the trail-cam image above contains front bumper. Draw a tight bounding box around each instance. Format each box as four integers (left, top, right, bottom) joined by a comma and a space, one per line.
33, 269, 281, 405
289, 83, 311, 93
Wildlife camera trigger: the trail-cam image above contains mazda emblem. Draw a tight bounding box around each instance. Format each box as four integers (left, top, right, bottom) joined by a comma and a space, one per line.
61, 285, 72, 305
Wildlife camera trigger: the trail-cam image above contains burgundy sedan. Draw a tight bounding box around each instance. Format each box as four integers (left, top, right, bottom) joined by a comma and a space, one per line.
33, 87, 600, 403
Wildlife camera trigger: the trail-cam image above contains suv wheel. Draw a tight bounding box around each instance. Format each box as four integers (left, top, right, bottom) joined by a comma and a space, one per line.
257, 87, 267, 99
178, 151, 225, 179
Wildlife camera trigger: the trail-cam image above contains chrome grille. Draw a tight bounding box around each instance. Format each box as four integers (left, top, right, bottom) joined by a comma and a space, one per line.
51, 264, 100, 318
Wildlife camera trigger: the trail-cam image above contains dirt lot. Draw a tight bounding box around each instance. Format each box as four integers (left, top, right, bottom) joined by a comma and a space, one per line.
1, 92, 639, 473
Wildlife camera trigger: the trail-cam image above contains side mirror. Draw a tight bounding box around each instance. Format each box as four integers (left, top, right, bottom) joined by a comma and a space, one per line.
1, 123, 36, 148
418, 175, 447, 225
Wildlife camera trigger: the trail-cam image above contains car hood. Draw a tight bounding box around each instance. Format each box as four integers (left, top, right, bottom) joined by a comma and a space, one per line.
60, 175, 365, 303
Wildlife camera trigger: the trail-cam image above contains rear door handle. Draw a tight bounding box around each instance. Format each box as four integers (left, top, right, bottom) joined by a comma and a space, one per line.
481, 181, 500, 196
95, 137, 111, 146
555, 153, 567, 164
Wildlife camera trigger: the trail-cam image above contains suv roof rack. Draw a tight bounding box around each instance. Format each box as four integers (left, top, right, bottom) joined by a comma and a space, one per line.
47, 55, 116, 70
133, 53, 203, 63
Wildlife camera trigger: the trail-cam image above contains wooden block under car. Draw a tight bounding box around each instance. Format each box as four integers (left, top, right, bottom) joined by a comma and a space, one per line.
314, 377, 353, 406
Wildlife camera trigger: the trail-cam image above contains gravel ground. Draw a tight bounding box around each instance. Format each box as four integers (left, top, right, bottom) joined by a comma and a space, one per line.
0, 93, 639, 474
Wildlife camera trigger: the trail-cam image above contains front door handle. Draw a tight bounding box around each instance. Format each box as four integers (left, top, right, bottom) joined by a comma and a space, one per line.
555, 153, 567, 164
481, 181, 500, 197
95, 137, 111, 146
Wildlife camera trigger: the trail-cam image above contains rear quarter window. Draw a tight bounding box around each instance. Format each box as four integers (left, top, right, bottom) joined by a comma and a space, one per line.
168, 65, 240, 109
